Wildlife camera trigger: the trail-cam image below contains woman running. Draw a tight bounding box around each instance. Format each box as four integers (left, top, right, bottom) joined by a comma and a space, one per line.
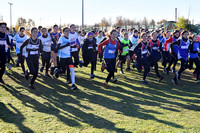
165, 30, 180, 75
98, 29, 120, 87
54, 27, 78, 90
82, 32, 97, 78
134, 32, 151, 84
20, 27, 43, 90
115, 32, 132, 74
171, 30, 190, 85
13, 27, 27, 74
188, 34, 200, 83
39, 28, 57, 78
129, 29, 139, 63
95, 30, 105, 62
161, 30, 171, 72
50, 24, 61, 75
69, 24, 81, 67
148, 32, 164, 82
0, 22, 12, 84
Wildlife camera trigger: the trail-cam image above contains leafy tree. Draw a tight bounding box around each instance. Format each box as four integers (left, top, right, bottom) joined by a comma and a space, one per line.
176, 17, 189, 30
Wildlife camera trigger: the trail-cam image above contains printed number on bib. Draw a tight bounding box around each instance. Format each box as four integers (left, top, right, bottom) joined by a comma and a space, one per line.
181, 46, 188, 49
153, 47, 158, 50
142, 50, 148, 54
0, 40, 6, 45
124, 49, 129, 52
108, 50, 115, 54
45, 41, 51, 46
71, 48, 78, 52
30, 51, 38, 55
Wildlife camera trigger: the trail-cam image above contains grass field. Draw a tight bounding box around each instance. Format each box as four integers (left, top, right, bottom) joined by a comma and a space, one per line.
0, 52, 200, 133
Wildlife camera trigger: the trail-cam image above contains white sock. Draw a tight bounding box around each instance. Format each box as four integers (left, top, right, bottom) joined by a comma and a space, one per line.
70, 68, 75, 85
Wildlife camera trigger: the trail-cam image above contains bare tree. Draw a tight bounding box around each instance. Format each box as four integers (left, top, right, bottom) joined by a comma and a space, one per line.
26, 19, 35, 30
100, 17, 109, 30
142, 17, 149, 29
115, 16, 124, 27
149, 19, 156, 30
15, 17, 27, 31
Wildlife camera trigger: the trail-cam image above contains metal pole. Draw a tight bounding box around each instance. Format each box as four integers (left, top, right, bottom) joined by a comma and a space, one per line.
82, 0, 84, 29
8, 2, 13, 30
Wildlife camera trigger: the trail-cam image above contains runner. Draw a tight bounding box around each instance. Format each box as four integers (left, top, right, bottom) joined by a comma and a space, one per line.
0, 22, 12, 84
13, 27, 27, 74
171, 30, 190, 85
134, 32, 151, 84
54, 27, 78, 90
165, 30, 180, 74
98, 29, 120, 87
161, 30, 171, 72
50, 24, 61, 75
188, 34, 200, 83
148, 31, 164, 82
82, 32, 97, 78
95, 30, 105, 62
115, 32, 132, 74
69, 24, 81, 67
39, 28, 57, 78
20, 27, 43, 89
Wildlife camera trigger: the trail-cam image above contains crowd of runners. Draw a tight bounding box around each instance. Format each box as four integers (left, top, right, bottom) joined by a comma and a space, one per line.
0, 21, 200, 90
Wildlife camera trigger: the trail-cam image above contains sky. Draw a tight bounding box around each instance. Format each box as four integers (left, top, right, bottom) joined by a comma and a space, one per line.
0, 0, 200, 27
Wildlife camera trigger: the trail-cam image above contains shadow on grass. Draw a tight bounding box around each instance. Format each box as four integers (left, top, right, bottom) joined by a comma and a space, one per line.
2, 82, 131, 133
75, 75, 184, 129
0, 102, 33, 133
3, 60, 200, 131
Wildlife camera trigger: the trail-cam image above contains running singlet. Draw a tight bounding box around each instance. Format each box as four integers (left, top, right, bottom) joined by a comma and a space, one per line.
13, 34, 27, 55
57, 36, 71, 58
39, 33, 52, 52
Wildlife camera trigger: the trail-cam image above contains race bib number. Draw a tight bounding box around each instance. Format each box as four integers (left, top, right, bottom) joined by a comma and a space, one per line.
124, 49, 129, 52
71, 48, 78, 52
108, 50, 115, 54
0, 40, 6, 45
88, 46, 93, 49
142, 50, 148, 54
30, 51, 38, 55
153, 47, 158, 50
44, 41, 51, 46
181, 46, 188, 49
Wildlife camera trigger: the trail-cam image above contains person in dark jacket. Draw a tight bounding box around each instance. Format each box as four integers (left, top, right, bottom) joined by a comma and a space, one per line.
82, 32, 97, 79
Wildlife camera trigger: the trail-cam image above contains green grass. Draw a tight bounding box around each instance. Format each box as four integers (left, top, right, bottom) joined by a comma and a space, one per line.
1, 52, 200, 133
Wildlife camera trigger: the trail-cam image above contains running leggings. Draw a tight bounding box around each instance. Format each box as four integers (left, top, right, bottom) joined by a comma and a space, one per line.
0, 53, 6, 80
26, 55, 39, 85
105, 58, 116, 83
41, 51, 51, 73
17, 53, 25, 73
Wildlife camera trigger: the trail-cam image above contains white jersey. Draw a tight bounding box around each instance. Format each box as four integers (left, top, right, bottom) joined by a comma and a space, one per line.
118, 33, 123, 41
25, 38, 41, 58
57, 36, 71, 58
95, 36, 104, 50
128, 32, 133, 36
130, 35, 139, 51
13, 34, 27, 55
78, 35, 85, 46
69, 32, 80, 52
39, 33, 52, 52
